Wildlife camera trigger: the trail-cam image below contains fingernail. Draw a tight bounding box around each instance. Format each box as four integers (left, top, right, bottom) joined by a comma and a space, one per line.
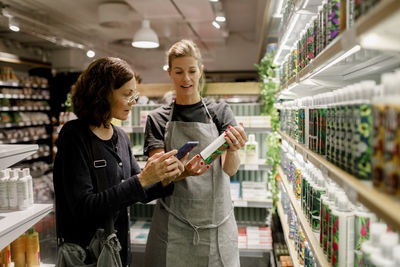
207, 165, 210, 169
225, 130, 228, 133
228, 125, 231, 129
224, 134, 227, 137
196, 155, 200, 158
200, 162, 204, 165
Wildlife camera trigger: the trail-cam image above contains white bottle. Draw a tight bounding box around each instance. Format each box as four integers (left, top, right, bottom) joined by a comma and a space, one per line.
23, 168, 34, 206
370, 232, 398, 267
360, 222, 387, 266
238, 146, 246, 164
245, 134, 258, 164
330, 194, 355, 267
17, 169, 29, 210
0, 169, 10, 210
7, 169, 19, 210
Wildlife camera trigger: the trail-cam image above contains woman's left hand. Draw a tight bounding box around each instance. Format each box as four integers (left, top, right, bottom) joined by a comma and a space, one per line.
224, 123, 247, 152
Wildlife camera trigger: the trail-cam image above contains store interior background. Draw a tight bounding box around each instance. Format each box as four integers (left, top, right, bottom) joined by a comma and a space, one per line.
0, 0, 284, 266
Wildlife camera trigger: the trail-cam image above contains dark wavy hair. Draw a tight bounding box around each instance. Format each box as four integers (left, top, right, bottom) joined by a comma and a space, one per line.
72, 57, 134, 127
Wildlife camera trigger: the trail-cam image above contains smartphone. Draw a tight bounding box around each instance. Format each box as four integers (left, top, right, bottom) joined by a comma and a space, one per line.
176, 141, 199, 160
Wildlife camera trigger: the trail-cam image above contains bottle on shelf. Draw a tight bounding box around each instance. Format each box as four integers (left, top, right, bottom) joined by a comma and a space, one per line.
11, 233, 26, 267
370, 232, 398, 267
360, 222, 387, 265
245, 134, 258, 164
0, 169, 10, 210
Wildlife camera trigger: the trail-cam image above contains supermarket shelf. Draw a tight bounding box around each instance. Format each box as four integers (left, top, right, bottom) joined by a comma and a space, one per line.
0, 134, 50, 144
277, 165, 330, 267
0, 93, 50, 99
278, 129, 400, 232
0, 144, 38, 169
0, 203, 53, 250
233, 198, 273, 209
276, 201, 300, 267
0, 120, 51, 129
278, 0, 400, 98
0, 106, 50, 111
239, 160, 271, 171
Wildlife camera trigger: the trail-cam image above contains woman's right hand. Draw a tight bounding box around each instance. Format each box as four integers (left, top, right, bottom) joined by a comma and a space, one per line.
137, 150, 184, 187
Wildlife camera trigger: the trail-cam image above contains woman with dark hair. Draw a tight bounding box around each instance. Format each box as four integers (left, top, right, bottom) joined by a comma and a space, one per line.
53, 57, 185, 266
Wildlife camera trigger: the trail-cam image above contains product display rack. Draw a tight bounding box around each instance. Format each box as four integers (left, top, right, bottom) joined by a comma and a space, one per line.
276, 201, 300, 267
0, 144, 53, 251
126, 125, 272, 134
278, 129, 400, 232
277, 165, 330, 267
278, 0, 400, 97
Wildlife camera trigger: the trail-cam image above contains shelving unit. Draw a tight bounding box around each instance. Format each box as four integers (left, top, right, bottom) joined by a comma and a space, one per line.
0, 144, 53, 250
278, 0, 400, 98
0, 144, 38, 169
276, 201, 300, 267
278, 129, 400, 232
0, 204, 53, 250
125, 125, 272, 134
277, 165, 330, 267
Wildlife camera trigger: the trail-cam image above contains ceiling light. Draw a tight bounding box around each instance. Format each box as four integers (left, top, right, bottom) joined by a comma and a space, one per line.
132, 20, 159, 49
163, 64, 168, 71
86, 50, 95, 58
215, 16, 226, 22
8, 17, 19, 32
212, 21, 221, 29
209, 0, 219, 2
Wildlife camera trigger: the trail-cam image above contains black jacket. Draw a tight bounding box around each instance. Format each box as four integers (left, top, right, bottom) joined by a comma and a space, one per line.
53, 119, 174, 265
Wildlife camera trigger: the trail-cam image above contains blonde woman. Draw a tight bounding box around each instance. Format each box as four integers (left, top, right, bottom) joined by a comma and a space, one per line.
144, 40, 247, 267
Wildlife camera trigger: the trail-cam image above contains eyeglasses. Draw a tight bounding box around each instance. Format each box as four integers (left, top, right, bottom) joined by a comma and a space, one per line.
127, 91, 140, 104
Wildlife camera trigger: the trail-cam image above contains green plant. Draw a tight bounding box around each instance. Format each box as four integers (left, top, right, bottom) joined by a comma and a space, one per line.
255, 51, 281, 212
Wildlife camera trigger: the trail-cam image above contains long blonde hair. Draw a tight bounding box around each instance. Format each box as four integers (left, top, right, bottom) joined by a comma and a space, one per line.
167, 39, 205, 92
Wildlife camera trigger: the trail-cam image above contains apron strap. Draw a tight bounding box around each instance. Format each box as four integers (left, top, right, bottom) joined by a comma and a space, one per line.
159, 199, 233, 245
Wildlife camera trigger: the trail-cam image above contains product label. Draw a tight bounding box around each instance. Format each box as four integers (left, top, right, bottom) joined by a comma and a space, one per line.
353, 104, 373, 180
332, 214, 339, 266
372, 104, 385, 188
202, 143, 229, 165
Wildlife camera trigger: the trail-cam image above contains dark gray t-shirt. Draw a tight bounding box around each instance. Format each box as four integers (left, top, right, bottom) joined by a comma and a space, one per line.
144, 99, 237, 156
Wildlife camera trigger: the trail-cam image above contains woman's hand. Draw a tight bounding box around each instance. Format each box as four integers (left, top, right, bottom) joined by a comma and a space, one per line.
138, 150, 184, 187
224, 123, 247, 152
170, 154, 210, 182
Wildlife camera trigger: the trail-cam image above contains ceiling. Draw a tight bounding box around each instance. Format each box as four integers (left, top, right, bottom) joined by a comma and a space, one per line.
0, 0, 280, 83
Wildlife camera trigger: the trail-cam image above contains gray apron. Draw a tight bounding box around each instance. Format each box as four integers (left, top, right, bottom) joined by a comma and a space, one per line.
144, 100, 239, 267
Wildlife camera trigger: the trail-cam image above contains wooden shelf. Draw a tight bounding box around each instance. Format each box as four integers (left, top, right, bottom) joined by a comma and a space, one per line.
0, 204, 53, 250
277, 165, 331, 267
276, 201, 300, 267
278, 0, 400, 97
278, 129, 400, 232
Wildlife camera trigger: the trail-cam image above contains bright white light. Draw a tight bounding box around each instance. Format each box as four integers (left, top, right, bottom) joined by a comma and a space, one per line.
132, 41, 159, 49
212, 21, 221, 29
86, 50, 95, 58
209, 0, 219, 2
309, 45, 361, 78
9, 25, 19, 32
163, 64, 168, 71
216, 16, 226, 22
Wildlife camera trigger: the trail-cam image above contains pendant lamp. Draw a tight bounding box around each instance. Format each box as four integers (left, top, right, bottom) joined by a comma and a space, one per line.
132, 20, 159, 49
